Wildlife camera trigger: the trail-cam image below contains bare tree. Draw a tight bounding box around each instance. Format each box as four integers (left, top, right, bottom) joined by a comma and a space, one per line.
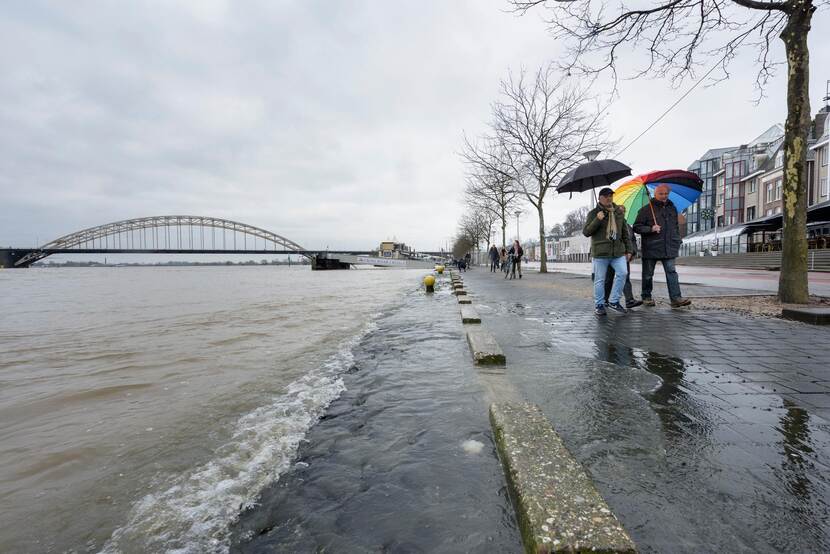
509, 0, 820, 301
549, 223, 566, 239
561, 206, 590, 237
457, 209, 494, 261
492, 65, 613, 273
460, 137, 521, 249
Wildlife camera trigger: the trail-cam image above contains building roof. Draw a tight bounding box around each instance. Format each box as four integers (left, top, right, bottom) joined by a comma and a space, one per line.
748, 124, 785, 148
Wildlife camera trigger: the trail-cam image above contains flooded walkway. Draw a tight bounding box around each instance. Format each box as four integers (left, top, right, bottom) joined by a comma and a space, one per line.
230, 280, 520, 552
463, 268, 830, 553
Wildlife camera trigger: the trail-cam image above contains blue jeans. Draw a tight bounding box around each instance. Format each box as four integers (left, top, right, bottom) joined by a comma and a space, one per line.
641, 258, 682, 301
592, 256, 628, 306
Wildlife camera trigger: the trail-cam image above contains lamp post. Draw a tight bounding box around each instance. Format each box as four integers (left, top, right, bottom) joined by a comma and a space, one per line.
515, 210, 522, 243
582, 149, 602, 204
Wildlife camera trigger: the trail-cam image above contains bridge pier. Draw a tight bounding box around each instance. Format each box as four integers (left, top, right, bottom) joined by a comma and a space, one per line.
0, 249, 34, 268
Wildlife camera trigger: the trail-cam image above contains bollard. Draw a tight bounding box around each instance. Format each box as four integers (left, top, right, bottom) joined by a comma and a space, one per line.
423, 274, 435, 293
435, 264, 445, 274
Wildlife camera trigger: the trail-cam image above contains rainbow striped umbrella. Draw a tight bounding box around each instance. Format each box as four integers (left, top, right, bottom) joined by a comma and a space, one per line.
614, 170, 703, 224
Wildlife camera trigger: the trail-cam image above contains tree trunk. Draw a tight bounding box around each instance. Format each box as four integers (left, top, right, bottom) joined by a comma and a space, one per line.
778, 5, 813, 303
538, 203, 547, 273
501, 205, 507, 249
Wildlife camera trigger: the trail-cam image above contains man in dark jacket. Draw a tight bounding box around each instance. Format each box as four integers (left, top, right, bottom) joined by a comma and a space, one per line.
488, 244, 500, 272
603, 205, 642, 308
632, 184, 691, 307
583, 187, 633, 315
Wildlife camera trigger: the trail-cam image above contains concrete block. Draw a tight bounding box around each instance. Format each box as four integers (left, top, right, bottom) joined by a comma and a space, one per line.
460, 305, 481, 324
454, 289, 467, 296
466, 329, 505, 365
782, 307, 830, 325
490, 403, 637, 554
457, 297, 472, 304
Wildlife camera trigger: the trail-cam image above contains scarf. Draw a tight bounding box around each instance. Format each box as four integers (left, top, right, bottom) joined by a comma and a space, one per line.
604, 205, 618, 241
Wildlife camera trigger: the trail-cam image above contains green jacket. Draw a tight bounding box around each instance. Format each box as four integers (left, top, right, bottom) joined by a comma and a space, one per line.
582, 203, 633, 258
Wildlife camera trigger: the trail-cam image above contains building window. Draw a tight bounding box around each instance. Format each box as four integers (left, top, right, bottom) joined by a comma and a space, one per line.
746, 206, 756, 220
821, 178, 828, 198
766, 209, 773, 216
717, 192, 724, 206
775, 179, 782, 201
766, 182, 773, 203
748, 179, 756, 194
822, 147, 828, 167
775, 207, 782, 214
775, 151, 784, 168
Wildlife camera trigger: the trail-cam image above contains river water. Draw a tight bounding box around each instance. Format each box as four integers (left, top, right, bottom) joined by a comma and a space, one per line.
0, 266, 454, 553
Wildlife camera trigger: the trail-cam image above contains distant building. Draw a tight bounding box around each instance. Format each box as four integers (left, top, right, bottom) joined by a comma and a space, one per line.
809, 107, 829, 206
377, 241, 412, 259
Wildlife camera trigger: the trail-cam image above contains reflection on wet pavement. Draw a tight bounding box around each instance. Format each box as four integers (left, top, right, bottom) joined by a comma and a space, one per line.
466, 270, 830, 553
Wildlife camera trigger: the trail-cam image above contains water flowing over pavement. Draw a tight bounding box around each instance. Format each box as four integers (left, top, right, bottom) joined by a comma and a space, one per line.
0, 266, 440, 553
230, 279, 519, 552
463, 268, 830, 553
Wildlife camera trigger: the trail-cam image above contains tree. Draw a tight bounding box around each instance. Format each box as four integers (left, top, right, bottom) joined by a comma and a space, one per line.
549, 223, 566, 239
460, 137, 521, 249
561, 207, 590, 237
510, 0, 817, 302
491, 65, 612, 273
452, 235, 475, 259
457, 209, 493, 256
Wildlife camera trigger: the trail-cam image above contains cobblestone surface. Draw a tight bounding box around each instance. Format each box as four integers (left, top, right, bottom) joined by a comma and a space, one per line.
464, 268, 830, 553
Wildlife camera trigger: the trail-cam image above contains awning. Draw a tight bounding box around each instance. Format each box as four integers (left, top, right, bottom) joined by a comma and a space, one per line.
682, 225, 748, 245
739, 170, 765, 182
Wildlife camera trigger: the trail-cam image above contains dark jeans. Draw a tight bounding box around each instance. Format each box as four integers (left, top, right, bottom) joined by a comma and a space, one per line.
604, 260, 634, 303
490, 259, 498, 272
641, 258, 682, 301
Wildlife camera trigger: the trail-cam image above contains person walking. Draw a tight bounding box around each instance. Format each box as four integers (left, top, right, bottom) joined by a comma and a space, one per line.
633, 184, 691, 307
604, 205, 643, 308
488, 244, 500, 273
582, 187, 633, 315
508, 240, 523, 279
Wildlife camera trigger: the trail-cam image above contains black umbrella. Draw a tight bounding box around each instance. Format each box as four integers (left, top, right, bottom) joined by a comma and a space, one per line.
557, 159, 632, 195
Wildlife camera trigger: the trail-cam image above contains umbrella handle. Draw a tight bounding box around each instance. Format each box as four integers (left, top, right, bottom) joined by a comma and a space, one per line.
645, 186, 657, 227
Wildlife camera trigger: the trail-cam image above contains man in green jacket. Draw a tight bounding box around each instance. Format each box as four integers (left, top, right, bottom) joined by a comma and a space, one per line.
582, 187, 633, 315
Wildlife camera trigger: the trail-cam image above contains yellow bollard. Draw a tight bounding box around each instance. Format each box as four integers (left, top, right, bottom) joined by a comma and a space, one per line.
435, 265, 445, 274
423, 274, 436, 293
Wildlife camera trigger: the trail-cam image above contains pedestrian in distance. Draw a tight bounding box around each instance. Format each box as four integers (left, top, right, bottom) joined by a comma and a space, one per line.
488, 244, 500, 273
633, 184, 691, 308
603, 205, 643, 309
508, 239, 523, 279
582, 187, 633, 316
499, 247, 508, 271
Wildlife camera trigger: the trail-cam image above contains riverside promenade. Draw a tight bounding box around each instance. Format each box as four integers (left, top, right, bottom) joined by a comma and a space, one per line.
462, 267, 830, 553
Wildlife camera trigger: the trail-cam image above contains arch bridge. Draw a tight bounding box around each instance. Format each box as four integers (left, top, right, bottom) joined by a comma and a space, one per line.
2, 215, 324, 268
2, 215, 445, 269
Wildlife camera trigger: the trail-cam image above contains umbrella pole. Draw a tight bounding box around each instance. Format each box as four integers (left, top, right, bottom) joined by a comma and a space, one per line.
645, 186, 657, 225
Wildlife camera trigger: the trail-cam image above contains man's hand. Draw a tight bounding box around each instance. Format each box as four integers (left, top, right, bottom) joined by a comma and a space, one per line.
678, 213, 686, 225
651, 224, 661, 233
596, 211, 606, 221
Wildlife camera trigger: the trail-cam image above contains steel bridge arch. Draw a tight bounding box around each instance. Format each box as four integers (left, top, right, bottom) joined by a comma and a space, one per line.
17, 215, 308, 266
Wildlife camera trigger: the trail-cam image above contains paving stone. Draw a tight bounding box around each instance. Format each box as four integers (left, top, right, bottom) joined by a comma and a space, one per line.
489, 403, 637, 554
460, 305, 481, 324
466, 329, 505, 365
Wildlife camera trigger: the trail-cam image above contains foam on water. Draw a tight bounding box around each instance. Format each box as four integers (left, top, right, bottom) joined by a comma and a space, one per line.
101, 319, 379, 554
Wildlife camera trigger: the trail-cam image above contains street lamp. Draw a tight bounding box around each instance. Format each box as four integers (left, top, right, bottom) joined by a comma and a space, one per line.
582, 149, 601, 162
515, 210, 522, 242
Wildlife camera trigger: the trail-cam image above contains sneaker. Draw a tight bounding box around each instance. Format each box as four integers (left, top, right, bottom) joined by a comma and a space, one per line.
594, 304, 607, 316
607, 302, 628, 314
626, 299, 643, 309
642, 298, 655, 307
671, 297, 692, 307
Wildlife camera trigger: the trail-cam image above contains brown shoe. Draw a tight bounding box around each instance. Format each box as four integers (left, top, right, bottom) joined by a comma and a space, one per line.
671, 297, 692, 307
642, 298, 655, 307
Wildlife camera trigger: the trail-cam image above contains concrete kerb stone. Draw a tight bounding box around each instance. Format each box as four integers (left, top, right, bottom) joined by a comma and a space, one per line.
454, 289, 468, 296
460, 305, 481, 324
457, 297, 472, 305
782, 307, 830, 325
466, 329, 506, 365
490, 403, 638, 554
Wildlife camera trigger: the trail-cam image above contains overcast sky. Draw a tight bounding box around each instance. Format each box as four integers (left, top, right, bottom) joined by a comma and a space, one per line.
2, 1, 829, 253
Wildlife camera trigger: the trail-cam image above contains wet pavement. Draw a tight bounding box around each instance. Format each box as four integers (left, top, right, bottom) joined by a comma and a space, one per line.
230, 279, 520, 552
463, 268, 830, 553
